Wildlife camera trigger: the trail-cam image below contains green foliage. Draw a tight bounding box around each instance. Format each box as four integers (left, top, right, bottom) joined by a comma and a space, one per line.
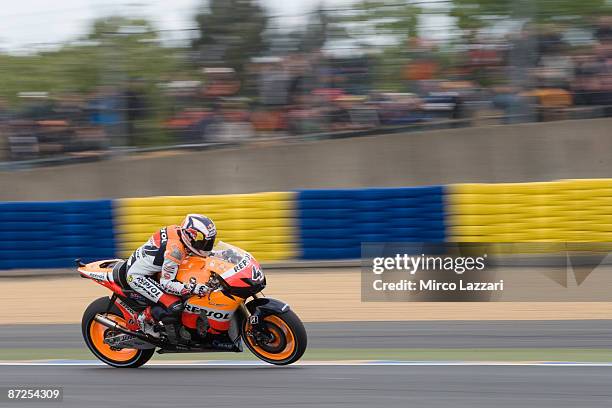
329, 0, 422, 46
300, 6, 330, 53
451, 0, 612, 29
0, 46, 101, 104
192, 0, 268, 74
0, 16, 194, 106
321, 1, 421, 92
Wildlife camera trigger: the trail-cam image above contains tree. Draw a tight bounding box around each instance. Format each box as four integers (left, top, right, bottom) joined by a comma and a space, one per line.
300, 6, 331, 53
85, 16, 190, 82
192, 0, 268, 75
0, 16, 194, 104
313, 1, 422, 92
327, 0, 422, 51
451, 0, 612, 30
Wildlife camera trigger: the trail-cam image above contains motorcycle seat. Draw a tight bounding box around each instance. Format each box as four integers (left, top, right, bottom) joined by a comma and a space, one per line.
112, 260, 129, 288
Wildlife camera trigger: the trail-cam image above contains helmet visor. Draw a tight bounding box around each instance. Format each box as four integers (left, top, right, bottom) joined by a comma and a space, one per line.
192, 237, 215, 253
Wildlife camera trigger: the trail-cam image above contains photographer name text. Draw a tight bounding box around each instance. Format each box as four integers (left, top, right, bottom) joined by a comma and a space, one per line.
372, 279, 504, 292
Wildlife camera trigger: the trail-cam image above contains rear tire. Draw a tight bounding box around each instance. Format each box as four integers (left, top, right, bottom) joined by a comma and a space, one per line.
242, 310, 307, 365
82, 297, 155, 368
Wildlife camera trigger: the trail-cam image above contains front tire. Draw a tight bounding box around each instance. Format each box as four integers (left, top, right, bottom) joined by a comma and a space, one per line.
242, 310, 307, 365
82, 297, 154, 368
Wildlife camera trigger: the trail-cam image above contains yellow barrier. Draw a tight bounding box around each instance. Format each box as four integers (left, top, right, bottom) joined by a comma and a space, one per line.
447, 179, 612, 243
114, 192, 297, 262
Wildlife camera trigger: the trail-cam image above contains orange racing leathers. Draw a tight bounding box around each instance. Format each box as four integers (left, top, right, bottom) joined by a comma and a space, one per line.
125, 225, 193, 308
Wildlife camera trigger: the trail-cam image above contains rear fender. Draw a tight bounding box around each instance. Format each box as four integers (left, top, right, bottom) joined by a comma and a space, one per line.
79, 271, 126, 297
78, 261, 126, 297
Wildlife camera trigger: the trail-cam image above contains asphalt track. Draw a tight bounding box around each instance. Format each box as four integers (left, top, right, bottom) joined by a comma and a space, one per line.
2, 320, 612, 349
1, 321, 612, 407
1, 364, 611, 408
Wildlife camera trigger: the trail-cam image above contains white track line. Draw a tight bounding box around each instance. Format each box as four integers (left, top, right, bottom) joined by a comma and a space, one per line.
1, 360, 612, 367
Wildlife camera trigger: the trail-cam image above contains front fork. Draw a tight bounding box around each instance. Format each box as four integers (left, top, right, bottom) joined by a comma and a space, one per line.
241, 293, 274, 344
240, 292, 263, 314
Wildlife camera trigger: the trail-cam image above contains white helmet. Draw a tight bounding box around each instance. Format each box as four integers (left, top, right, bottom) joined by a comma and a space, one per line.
180, 214, 217, 257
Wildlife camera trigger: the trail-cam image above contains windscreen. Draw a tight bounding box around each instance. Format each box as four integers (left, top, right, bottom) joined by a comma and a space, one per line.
210, 241, 252, 274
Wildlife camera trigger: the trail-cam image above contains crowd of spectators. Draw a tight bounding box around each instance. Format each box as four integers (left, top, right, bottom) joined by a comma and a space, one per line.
1, 18, 611, 162
0, 85, 150, 161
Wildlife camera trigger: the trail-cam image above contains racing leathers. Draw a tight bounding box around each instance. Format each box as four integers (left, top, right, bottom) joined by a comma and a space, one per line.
124, 225, 208, 340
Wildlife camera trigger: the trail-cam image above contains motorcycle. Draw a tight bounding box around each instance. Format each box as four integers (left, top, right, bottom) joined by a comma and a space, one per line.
77, 241, 307, 367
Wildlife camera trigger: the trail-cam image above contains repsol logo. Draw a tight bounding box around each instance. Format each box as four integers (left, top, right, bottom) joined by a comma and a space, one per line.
135, 276, 162, 297
185, 304, 230, 321
232, 254, 252, 273
88, 272, 106, 281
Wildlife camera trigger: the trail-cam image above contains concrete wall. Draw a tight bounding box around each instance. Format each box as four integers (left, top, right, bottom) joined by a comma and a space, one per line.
1, 118, 611, 201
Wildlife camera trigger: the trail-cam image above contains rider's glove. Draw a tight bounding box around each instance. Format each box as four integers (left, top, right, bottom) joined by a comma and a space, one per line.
192, 283, 211, 297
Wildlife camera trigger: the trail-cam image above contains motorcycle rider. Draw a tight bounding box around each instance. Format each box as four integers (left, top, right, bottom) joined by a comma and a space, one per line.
121, 214, 217, 342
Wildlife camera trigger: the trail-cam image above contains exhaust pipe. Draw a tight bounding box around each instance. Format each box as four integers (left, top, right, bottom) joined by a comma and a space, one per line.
94, 314, 133, 333
94, 314, 162, 346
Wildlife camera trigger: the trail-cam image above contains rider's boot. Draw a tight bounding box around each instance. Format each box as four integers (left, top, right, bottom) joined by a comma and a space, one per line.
162, 318, 187, 344
151, 301, 185, 345
137, 307, 160, 338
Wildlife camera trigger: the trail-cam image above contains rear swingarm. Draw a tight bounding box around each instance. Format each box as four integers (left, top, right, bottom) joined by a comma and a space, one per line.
93, 314, 161, 348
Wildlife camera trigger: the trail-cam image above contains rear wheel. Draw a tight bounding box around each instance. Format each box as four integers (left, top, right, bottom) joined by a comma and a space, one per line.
82, 297, 155, 368
242, 310, 307, 365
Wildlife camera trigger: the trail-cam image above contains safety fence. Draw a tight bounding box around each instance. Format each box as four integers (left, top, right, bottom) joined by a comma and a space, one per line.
447, 179, 612, 243
297, 187, 445, 260
0, 200, 115, 269
113, 192, 296, 262
1, 178, 612, 269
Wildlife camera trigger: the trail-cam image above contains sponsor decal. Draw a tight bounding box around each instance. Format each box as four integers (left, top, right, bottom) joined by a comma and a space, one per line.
184, 303, 231, 321
160, 228, 168, 242
221, 253, 254, 280
249, 315, 259, 325
185, 228, 197, 240
127, 275, 133, 283
231, 254, 251, 274
116, 299, 137, 317
135, 276, 162, 298
87, 272, 106, 281
105, 334, 153, 348
162, 262, 176, 272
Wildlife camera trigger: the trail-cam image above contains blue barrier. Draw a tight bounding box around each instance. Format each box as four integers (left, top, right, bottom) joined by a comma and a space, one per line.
297, 187, 447, 260
0, 187, 449, 268
0, 200, 116, 269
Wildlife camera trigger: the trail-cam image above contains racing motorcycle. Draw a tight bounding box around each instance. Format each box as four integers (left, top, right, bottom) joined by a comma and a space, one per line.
77, 241, 307, 367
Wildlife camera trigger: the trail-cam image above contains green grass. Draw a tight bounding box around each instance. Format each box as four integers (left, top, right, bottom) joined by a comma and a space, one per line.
1, 348, 611, 362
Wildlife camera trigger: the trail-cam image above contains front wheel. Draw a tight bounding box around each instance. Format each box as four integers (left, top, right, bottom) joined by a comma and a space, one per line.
242, 310, 307, 365
82, 297, 155, 368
